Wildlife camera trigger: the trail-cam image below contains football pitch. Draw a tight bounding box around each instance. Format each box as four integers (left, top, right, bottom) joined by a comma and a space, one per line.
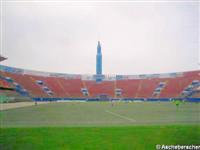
0, 101, 200, 149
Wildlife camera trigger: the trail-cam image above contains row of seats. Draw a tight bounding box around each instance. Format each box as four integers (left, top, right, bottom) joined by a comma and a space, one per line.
1, 71, 47, 97
84, 80, 115, 97
0, 70, 199, 98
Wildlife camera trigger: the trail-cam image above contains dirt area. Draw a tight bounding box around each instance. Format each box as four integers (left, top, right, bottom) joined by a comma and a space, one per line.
0, 102, 49, 111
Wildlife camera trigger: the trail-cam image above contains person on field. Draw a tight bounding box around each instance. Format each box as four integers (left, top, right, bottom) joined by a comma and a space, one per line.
110, 99, 114, 107
172, 99, 182, 108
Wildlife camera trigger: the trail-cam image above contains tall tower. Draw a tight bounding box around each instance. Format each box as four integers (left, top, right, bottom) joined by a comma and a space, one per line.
96, 41, 102, 75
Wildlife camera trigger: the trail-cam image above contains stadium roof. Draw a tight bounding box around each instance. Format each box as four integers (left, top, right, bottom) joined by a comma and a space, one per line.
0, 55, 7, 62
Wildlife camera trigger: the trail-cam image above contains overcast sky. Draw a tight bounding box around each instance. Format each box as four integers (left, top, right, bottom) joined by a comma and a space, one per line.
0, 1, 199, 75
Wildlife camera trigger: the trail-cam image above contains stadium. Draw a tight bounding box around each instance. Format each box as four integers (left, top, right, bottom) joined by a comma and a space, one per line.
0, 1, 200, 150
1, 41, 200, 149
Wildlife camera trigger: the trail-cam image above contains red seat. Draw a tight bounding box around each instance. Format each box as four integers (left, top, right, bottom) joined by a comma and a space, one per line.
116, 80, 140, 98
85, 81, 114, 97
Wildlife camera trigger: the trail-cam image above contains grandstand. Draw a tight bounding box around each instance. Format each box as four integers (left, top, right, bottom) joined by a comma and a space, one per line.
0, 65, 199, 102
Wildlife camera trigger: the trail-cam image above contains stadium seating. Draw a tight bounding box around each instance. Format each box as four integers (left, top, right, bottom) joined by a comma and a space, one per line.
32, 76, 67, 98
56, 78, 84, 97
0, 66, 199, 99
116, 79, 140, 98
85, 80, 114, 97
160, 72, 200, 98
136, 78, 160, 98
2, 72, 48, 97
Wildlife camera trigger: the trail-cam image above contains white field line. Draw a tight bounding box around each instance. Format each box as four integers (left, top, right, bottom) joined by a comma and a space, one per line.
105, 110, 136, 122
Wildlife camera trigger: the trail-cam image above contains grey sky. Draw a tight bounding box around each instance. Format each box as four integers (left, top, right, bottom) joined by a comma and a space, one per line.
0, 1, 199, 75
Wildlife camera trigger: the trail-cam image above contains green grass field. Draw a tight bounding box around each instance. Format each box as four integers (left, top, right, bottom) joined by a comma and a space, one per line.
0, 102, 200, 149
